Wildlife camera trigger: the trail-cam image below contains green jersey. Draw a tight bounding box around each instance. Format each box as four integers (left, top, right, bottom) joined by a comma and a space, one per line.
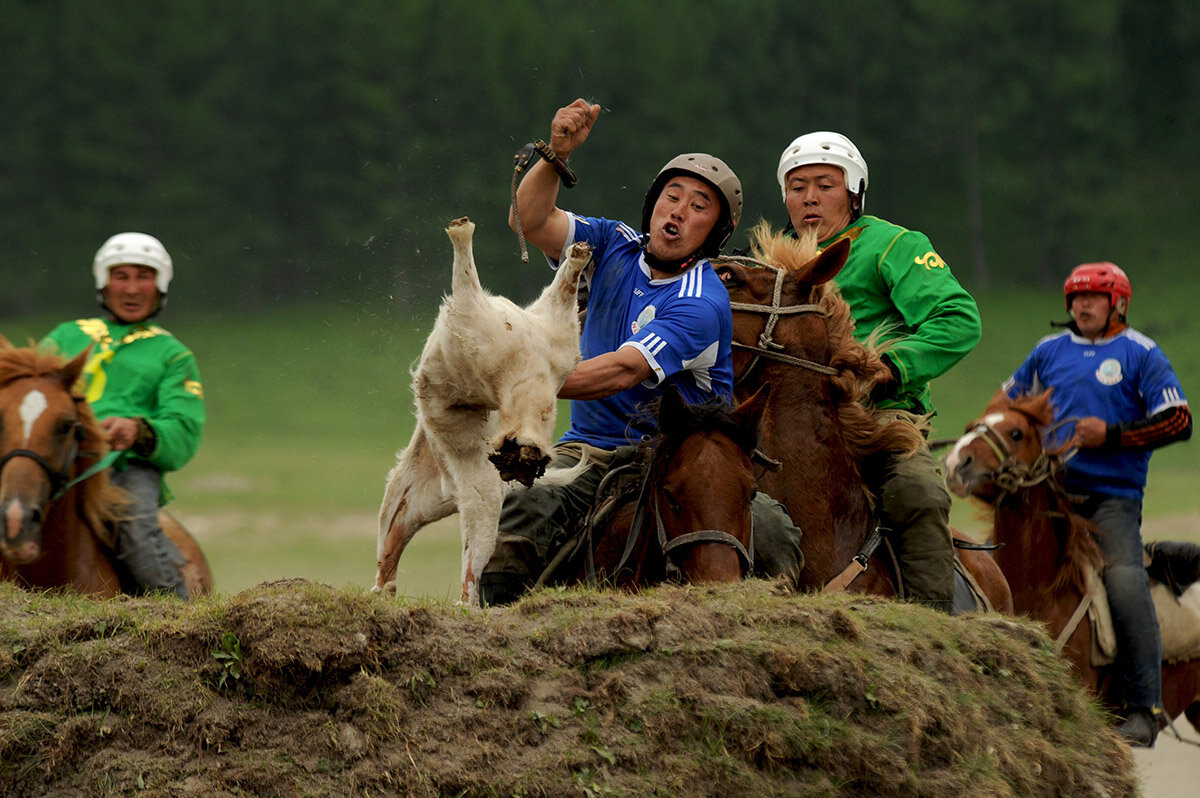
819, 215, 981, 415
42, 318, 205, 500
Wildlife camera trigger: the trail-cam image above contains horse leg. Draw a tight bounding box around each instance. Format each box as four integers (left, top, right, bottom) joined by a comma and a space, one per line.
1161, 659, 1200, 735
376, 425, 455, 593
159, 511, 213, 597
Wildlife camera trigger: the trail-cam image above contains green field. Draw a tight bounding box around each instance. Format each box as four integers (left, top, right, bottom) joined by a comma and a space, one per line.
5, 284, 1197, 599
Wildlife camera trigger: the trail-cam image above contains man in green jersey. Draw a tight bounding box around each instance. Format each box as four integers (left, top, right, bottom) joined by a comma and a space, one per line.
42, 232, 205, 599
776, 132, 982, 613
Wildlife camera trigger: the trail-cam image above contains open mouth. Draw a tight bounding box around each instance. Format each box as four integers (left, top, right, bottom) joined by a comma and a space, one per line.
663, 222, 680, 239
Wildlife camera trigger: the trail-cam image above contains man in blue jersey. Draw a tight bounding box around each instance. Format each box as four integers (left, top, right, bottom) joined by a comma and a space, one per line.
1004, 262, 1192, 747
479, 99, 803, 605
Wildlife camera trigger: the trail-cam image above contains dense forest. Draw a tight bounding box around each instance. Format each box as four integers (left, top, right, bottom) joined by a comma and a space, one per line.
2, 0, 1197, 315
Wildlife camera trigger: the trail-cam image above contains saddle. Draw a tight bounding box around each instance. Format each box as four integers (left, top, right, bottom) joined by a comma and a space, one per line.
1076, 545, 1200, 667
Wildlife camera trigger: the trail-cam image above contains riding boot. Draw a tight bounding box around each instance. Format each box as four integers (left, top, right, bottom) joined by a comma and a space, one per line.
478, 572, 531, 607
1114, 707, 1159, 747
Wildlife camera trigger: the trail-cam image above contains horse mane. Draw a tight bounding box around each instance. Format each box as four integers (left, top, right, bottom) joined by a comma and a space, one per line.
748, 221, 926, 461
0, 341, 127, 540
652, 394, 759, 456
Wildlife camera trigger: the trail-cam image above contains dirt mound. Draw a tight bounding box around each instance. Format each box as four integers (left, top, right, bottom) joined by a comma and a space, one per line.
0, 579, 1135, 797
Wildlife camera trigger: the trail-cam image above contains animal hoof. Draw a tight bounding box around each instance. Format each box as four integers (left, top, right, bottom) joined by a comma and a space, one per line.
488, 439, 549, 487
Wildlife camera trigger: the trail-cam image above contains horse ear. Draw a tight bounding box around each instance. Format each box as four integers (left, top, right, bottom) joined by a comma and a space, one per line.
983, 388, 1010, 413
713, 260, 743, 288
802, 237, 852, 287
732, 383, 772, 429
658, 383, 686, 432
61, 346, 91, 392
1031, 387, 1055, 423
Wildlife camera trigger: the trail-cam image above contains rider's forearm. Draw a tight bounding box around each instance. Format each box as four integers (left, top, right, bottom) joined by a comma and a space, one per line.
558, 348, 651, 400
1107, 405, 1192, 451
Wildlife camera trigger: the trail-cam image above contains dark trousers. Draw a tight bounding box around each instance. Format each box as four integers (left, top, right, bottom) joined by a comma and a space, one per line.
480, 443, 803, 605
1073, 492, 1161, 712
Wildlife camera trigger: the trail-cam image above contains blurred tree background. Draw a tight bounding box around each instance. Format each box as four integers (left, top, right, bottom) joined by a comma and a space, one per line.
2, 0, 1198, 316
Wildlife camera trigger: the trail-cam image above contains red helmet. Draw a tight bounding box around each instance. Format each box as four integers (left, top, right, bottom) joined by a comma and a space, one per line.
1063, 262, 1131, 315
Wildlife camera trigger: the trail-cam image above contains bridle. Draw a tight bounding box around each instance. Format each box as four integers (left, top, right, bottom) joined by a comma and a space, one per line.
590, 438, 755, 585
959, 411, 1079, 497
0, 442, 78, 499
720, 256, 838, 387
0, 396, 119, 501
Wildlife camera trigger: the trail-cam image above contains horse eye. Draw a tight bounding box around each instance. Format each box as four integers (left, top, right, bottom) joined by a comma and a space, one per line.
1008, 429, 1023, 441
54, 418, 76, 438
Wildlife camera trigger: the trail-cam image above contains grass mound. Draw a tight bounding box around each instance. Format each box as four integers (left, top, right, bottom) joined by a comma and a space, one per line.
0, 579, 1135, 797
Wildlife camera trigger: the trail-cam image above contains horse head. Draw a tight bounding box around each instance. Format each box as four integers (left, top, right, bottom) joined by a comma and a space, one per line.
0, 340, 113, 565
714, 226, 852, 386
944, 389, 1060, 503
647, 383, 771, 583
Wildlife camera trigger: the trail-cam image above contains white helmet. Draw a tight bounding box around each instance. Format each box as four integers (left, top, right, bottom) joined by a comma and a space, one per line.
92, 232, 173, 294
776, 132, 869, 207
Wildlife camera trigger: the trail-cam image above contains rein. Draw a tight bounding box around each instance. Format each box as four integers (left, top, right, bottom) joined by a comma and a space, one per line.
721, 256, 837, 385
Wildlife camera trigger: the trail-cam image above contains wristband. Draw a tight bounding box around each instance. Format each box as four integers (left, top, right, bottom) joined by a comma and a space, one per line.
513, 140, 578, 188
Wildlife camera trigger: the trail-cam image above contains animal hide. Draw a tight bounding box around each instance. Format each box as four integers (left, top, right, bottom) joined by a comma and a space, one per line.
375, 217, 590, 606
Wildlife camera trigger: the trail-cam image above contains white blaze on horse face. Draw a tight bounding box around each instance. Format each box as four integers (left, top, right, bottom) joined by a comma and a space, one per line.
18, 389, 48, 445
945, 412, 1007, 474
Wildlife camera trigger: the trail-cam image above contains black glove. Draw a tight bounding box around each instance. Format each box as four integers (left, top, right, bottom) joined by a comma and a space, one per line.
869, 354, 902, 405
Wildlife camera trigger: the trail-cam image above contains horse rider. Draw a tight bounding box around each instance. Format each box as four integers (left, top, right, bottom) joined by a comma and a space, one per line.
774, 132, 981, 614
41, 232, 205, 599
1003, 262, 1192, 747
479, 99, 804, 606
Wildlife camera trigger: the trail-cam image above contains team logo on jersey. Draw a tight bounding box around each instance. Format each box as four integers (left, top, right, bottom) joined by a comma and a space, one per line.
1095, 358, 1123, 386
915, 251, 946, 270
632, 305, 656, 335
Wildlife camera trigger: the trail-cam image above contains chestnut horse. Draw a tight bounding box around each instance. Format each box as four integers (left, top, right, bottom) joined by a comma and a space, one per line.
714, 225, 1012, 612
556, 385, 770, 589
944, 389, 1200, 733
0, 338, 212, 597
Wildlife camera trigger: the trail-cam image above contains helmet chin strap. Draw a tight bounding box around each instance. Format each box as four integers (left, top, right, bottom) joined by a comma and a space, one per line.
643, 238, 701, 276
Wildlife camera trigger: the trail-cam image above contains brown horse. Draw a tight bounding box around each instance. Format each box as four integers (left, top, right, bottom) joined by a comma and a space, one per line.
558, 385, 770, 589
0, 338, 212, 597
943, 389, 1200, 732
714, 224, 1012, 612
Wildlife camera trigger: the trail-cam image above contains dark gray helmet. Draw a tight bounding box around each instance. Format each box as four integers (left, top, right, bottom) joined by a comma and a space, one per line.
641, 153, 743, 258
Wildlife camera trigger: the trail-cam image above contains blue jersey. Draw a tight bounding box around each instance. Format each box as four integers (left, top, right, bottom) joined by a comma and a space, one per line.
1004, 327, 1188, 500
552, 213, 734, 448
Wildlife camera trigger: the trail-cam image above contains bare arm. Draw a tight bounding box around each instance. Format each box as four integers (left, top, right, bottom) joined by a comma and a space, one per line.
509, 99, 601, 258
558, 346, 652, 400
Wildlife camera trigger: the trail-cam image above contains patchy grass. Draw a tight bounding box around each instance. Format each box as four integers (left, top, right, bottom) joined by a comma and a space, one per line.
0, 580, 1137, 797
